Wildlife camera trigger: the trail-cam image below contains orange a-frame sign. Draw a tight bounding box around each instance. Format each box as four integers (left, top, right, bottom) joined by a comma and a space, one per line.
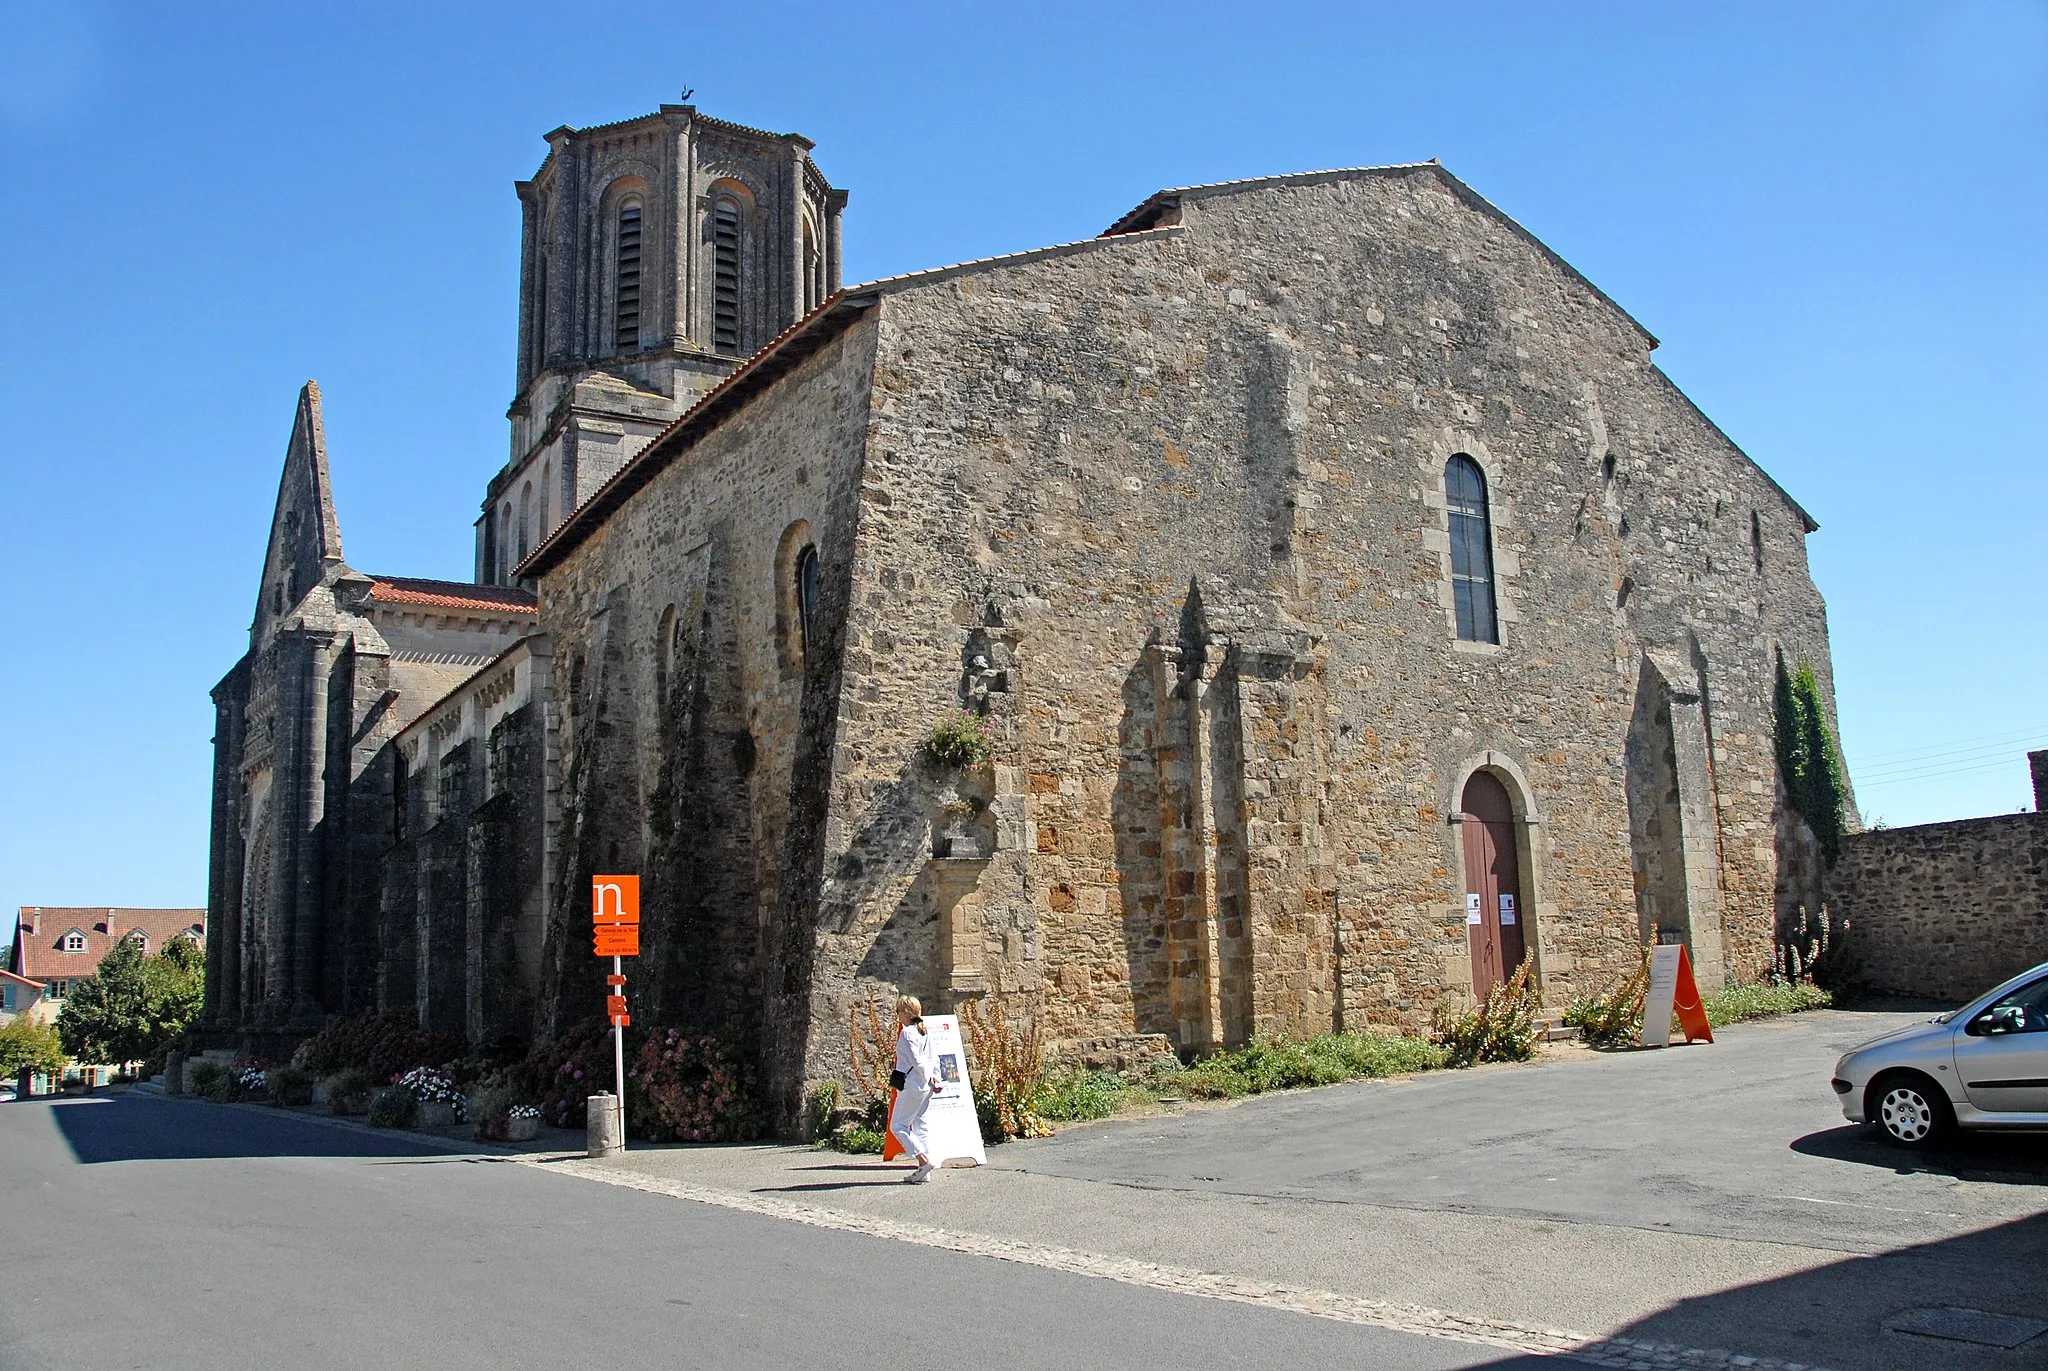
1640, 942, 1714, 1046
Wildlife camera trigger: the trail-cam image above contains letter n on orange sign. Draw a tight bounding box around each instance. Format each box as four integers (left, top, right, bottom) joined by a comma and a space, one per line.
592, 875, 640, 958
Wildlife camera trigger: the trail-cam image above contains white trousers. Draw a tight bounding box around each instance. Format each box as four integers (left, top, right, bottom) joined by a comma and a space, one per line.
890, 1085, 933, 1159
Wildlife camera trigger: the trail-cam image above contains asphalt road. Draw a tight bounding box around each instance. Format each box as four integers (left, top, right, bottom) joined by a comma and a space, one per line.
0, 1091, 1561, 1371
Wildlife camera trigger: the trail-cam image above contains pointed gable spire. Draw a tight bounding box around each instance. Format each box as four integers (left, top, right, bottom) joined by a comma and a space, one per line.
252, 381, 348, 641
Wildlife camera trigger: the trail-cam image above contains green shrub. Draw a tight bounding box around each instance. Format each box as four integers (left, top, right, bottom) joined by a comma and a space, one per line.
805, 1083, 839, 1143
1031, 1068, 1129, 1122
265, 1064, 315, 1107
1150, 1030, 1446, 1101
1432, 966, 1540, 1068
323, 1067, 375, 1115
367, 1085, 418, 1129
827, 1124, 885, 1154
923, 712, 994, 769
972, 1087, 1007, 1143
468, 1079, 520, 1140
1703, 980, 1831, 1028
1562, 952, 1650, 1047
187, 1059, 225, 1096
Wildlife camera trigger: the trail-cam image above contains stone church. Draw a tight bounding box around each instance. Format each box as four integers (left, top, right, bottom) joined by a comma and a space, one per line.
203, 104, 1850, 1127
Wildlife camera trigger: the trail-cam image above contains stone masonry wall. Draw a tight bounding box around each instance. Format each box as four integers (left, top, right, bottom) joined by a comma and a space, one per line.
811, 166, 1846, 1079
1829, 813, 2048, 1002
536, 320, 877, 1118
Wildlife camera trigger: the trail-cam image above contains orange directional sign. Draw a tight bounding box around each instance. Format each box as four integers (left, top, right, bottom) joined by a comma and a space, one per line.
592, 874, 640, 958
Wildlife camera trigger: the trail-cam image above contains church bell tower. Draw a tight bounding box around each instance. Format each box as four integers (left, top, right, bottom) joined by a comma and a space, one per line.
479, 105, 848, 585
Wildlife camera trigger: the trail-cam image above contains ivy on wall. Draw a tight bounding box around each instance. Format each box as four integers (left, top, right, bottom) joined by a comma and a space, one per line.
1774, 654, 1849, 865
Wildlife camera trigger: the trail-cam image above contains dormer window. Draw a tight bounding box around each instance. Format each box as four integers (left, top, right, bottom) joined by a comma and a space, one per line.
61, 930, 87, 953
127, 930, 150, 954
614, 200, 643, 351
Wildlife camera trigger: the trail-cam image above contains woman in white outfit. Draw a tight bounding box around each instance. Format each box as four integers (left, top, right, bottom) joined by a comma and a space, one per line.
889, 995, 944, 1183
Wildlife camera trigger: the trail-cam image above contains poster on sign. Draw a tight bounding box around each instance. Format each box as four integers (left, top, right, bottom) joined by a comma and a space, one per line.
881, 1014, 987, 1168
1638, 943, 1715, 1047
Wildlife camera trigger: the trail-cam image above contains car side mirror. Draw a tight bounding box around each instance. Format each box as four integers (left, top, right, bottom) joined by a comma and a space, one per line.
1967, 1007, 2025, 1036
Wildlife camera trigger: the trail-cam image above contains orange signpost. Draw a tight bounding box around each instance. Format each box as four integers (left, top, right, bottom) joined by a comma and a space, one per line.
592, 874, 641, 1146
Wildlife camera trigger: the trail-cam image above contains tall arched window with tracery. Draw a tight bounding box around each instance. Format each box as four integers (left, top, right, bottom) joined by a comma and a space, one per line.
614, 198, 643, 351
712, 194, 743, 355
1445, 455, 1499, 644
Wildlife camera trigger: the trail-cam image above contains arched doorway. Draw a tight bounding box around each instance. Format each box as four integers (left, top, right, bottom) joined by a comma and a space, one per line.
1460, 771, 1527, 997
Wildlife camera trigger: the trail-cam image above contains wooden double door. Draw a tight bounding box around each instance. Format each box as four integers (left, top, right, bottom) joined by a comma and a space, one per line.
1461, 771, 1527, 996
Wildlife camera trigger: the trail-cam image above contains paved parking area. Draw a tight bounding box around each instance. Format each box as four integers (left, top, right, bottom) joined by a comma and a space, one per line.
1004, 1009, 2047, 1255
590, 1010, 2048, 1371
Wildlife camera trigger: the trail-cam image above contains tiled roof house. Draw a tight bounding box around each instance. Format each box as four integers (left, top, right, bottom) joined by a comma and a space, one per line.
11, 907, 206, 1002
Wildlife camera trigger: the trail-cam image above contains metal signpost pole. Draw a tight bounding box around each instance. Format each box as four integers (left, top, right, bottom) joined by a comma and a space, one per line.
612, 953, 627, 1144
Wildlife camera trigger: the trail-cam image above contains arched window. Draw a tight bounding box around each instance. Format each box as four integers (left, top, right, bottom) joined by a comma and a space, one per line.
802, 220, 822, 314
499, 504, 514, 582
712, 195, 743, 355
518, 483, 533, 560
795, 544, 821, 656
1445, 455, 1499, 644
613, 199, 643, 351
539, 460, 552, 536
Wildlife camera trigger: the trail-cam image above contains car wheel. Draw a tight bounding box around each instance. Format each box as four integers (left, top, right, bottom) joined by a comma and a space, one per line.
1869, 1072, 1954, 1150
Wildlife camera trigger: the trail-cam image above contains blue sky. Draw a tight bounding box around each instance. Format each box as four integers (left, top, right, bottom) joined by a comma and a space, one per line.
1, 1, 2043, 934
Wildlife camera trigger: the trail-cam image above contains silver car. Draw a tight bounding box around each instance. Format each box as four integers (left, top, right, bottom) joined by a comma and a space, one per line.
1833, 960, 2048, 1148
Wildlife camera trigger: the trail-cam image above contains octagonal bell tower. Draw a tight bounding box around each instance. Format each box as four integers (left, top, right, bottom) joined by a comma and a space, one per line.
479, 104, 847, 585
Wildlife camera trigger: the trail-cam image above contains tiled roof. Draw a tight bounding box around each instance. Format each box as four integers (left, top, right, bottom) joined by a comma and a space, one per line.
366, 577, 538, 615
12, 907, 206, 983
1, 968, 43, 990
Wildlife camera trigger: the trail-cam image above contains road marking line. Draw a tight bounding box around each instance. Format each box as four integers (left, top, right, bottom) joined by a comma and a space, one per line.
532, 1156, 1839, 1371
1786, 1194, 1965, 1218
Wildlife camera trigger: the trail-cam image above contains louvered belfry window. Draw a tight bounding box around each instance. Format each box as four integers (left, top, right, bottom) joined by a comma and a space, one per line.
1446, 454, 1500, 644
712, 198, 742, 355
614, 202, 643, 351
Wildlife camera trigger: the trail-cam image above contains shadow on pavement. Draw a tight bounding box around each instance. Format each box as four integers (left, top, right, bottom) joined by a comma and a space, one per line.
1792, 1122, 2048, 1185
42, 1095, 452, 1164
1455, 1212, 2048, 1371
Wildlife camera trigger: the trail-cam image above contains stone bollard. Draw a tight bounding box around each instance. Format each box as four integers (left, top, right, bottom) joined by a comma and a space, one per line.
586, 1092, 623, 1158
165, 1050, 186, 1097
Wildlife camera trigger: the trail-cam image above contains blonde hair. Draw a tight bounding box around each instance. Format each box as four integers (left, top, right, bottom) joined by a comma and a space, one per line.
895, 994, 923, 1022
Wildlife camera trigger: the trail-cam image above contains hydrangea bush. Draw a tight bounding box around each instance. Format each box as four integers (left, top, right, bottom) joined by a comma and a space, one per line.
292, 1009, 467, 1082
507, 1020, 764, 1141
633, 1029, 765, 1143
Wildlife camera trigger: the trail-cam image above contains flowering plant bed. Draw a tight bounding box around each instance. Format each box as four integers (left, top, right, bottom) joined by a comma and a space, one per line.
393, 1067, 466, 1123
507, 1020, 765, 1142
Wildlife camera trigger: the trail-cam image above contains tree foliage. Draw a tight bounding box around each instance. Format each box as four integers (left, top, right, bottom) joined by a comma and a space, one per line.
56, 937, 205, 1067
1774, 655, 1849, 865
0, 1015, 68, 1077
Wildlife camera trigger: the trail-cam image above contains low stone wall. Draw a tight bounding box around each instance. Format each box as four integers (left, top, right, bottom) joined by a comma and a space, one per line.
1829, 813, 2048, 1002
